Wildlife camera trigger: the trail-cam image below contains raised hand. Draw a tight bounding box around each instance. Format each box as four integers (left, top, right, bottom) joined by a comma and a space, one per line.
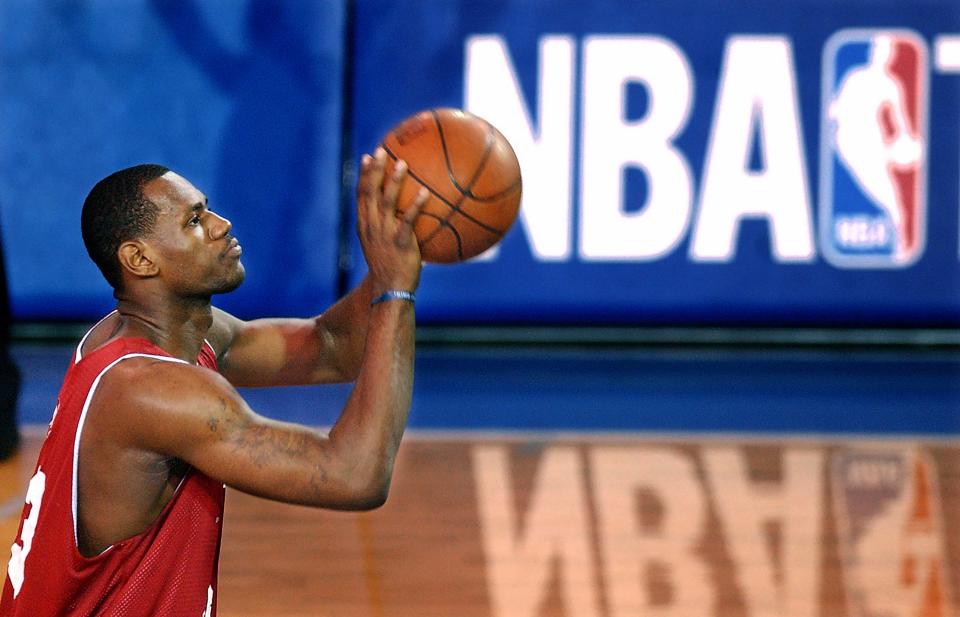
356, 148, 428, 296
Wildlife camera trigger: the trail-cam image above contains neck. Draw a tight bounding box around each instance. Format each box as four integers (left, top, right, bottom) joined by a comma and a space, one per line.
114, 291, 213, 363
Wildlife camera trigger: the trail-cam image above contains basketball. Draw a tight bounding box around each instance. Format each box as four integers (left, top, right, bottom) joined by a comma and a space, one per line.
380, 108, 522, 263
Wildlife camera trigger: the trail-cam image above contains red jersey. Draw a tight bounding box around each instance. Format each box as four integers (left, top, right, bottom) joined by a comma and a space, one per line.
0, 329, 225, 616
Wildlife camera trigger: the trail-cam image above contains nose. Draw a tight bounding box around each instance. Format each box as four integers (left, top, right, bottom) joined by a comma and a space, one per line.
208, 211, 233, 240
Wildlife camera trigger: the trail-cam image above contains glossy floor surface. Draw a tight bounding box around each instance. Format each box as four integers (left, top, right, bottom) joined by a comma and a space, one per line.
2, 342, 958, 616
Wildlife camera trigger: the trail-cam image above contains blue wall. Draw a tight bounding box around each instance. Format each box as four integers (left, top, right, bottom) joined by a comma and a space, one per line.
1, 0, 959, 326
0, 0, 346, 319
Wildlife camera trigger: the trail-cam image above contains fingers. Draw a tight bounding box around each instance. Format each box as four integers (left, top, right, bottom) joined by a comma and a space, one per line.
401, 187, 429, 227
358, 149, 396, 239
355, 148, 423, 288
381, 157, 407, 214
357, 150, 386, 203
356, 153, 376, 234
358, 147, 425, 237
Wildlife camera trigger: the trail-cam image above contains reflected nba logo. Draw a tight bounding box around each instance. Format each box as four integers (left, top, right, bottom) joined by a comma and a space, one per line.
832, 449, 951, 617
820, 30, 927, 267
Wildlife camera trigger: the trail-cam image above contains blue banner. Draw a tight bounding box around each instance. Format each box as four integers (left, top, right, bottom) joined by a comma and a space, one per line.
0, 0, 346, 320
350, 0, 960, 326
1, 1, 959, 327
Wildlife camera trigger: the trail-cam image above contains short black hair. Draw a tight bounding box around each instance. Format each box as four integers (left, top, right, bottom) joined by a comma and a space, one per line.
81, 164, 170, 290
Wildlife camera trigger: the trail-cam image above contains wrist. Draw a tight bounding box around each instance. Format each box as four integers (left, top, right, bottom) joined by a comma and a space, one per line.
368, 275, 419, 301
370, 290, 416, 307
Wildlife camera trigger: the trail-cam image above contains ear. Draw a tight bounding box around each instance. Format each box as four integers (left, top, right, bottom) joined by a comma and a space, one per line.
117, 240, 159, 280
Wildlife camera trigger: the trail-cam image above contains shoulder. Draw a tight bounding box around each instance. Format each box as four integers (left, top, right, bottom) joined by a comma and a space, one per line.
91, 353, 247, 456
93, 355, 234, 430
99, 354, 229, 401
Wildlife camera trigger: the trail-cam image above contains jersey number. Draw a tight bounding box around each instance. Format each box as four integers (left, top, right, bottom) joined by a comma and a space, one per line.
7, 468, 45, 598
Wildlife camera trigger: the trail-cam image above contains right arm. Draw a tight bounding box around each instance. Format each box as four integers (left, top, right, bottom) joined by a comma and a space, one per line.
102, 150, 427, 509
103, 310, 410, 510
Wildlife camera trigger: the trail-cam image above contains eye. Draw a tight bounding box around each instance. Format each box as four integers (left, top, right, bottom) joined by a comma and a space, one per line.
188, 214, 202, 226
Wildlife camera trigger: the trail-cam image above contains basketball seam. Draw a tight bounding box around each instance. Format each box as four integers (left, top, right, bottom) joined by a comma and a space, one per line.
382, 111, 520, 261
381, 145, 471, 260
433, 113, 522, 201
426, 111, 505, 259
465, 177, 522, 202
438, 111, 493, 198
381, 143, 504, 261
411, 209, 465, 260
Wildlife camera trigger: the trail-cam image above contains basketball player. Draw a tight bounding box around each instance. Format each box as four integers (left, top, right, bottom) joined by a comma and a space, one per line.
0, 148, 428, 616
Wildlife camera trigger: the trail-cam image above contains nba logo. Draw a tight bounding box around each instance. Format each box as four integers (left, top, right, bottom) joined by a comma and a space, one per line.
820, 30, 927, 267
832, 448, 952, 617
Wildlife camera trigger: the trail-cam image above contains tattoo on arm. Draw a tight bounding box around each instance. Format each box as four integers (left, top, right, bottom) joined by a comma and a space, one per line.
234, 425, 314, 468
196, 391, 341, 503
210, 396, 315, 472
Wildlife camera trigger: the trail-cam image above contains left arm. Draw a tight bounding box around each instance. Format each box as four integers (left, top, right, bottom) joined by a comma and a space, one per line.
208, 149, 427, 388
207, 275, 377, 387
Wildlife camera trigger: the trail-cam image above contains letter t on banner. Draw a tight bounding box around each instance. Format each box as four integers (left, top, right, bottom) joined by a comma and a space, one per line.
934, 35, 960, 258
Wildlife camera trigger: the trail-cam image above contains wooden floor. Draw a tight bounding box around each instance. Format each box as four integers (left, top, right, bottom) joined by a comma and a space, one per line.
1, 429, 957, 616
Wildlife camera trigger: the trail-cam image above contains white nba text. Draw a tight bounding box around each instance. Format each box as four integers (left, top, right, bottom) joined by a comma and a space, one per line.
465, 34, 960, 263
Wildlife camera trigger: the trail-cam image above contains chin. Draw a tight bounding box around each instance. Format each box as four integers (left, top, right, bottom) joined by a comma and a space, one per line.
212, 264, 246, 295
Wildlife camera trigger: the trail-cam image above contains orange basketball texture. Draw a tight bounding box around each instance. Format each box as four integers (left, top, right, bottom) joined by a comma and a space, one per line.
380, 108, 522, 263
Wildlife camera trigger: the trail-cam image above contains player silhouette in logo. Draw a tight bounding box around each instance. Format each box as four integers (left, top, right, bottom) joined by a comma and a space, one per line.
828, 36, 921, 258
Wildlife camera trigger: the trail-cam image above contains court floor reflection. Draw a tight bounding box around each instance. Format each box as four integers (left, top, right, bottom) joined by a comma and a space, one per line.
4, 343, 958, 615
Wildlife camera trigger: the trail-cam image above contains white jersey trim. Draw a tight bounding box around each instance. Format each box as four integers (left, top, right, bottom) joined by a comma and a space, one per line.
74, 311, 118, 365
202, 338, 217, 359
72, 352, 189, 551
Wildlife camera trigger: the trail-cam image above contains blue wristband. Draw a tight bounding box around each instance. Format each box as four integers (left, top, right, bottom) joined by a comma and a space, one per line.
371, 290, 416, 306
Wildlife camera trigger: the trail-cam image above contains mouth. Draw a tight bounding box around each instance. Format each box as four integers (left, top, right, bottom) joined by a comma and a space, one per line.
222, 237, 243, 258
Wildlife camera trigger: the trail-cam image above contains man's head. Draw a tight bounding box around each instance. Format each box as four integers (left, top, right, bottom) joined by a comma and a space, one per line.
82, 165, 245, 297
82, 164, 169, 290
